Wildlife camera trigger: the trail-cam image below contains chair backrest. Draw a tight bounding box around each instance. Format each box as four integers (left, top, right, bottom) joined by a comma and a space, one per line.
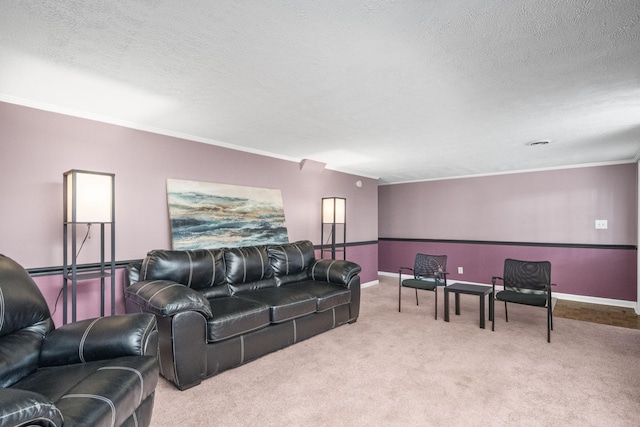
414, 254, 447, 282
0, 254, 55, 387
503, 258, 551, 294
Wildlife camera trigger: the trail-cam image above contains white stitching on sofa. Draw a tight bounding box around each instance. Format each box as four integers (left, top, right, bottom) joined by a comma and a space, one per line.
134, 280, 162, 295
79, 318, 101, 363
281, 245, 289, 275
140, 318, 155, 355
148, 283, 184, 303
326, 260, 337, 283
256, 247, 266, 280
98, 366, 144, 405
187, 251, 194, 287
0, 287, 4, 332
61, 394, 116, 427
142, 257, 150, 280
241, 249, 247, 282
0, 404, 64, 425
294, 243, 304, 272
206, 249, 215, 286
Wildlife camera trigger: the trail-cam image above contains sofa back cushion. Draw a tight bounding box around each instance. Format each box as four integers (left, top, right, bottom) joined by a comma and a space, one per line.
141, 249, 230, 298
268, 240, 315, 285
0, 254, 54, 387
224, 246, 275, 293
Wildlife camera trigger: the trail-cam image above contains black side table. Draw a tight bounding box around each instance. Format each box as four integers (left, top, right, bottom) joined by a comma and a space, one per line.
444, 282, 494, 329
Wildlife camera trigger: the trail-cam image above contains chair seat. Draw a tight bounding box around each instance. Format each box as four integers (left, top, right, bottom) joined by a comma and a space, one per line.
496, 290, 547, 307
401, 278, 438, 291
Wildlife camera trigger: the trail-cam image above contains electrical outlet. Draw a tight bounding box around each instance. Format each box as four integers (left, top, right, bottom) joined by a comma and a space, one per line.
595, 220, 608, 229
458, 267, 463, 274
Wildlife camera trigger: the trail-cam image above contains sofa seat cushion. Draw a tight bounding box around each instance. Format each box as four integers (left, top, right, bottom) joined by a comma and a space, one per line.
11, 355, 158, 427
206, 297, 271, 342
236, 287, 317, 323
284, 281, 351, 312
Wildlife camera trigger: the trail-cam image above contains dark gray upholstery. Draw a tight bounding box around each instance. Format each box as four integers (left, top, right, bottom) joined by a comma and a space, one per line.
124, 240, 361, 390
0, 254, 160, 427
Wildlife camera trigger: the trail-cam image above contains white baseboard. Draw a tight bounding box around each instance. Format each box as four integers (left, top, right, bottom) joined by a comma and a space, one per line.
381, 271, 637, 310
361, 279, 379, 289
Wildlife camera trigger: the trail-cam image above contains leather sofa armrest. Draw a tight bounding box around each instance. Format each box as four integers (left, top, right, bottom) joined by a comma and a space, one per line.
309, 259, 362, 287
125, 280, 213, 318
125, 260, 143, 287
39, 313, 158, 367
0, 388, 63, 427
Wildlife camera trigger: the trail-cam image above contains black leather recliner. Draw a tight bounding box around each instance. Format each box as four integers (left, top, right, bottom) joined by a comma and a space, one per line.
0, 254, 160, 427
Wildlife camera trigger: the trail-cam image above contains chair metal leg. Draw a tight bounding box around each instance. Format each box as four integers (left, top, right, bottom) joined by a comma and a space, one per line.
415, 288, 419, 306
504, 301, 509, 322
398, 276, 402, 312
547, 305, 552, 343
491, 297, 495, 331
434, 288, 437, 320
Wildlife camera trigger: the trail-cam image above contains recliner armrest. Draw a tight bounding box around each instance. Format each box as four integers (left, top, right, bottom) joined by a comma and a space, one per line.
39, 313, 157, 367
125, 279, 213, 318
0, 388, 63, 427
310, 259, 362, 287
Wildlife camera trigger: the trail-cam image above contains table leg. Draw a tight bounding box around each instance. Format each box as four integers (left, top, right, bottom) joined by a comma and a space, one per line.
444, 289, 450, 322
479, 294, 485, 329
454, 292, 460, 315
489, 292, 494, 321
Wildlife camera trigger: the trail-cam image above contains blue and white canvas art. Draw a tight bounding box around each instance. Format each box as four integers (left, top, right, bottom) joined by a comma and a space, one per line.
167, 179, 289, 249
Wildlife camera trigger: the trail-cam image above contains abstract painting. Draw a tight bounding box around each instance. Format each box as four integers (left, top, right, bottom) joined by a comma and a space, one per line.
167, 179, 289, 249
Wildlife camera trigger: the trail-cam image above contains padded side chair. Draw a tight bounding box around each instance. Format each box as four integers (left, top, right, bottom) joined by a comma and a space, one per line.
399, 254, 448, 319
491, 258, 554, 342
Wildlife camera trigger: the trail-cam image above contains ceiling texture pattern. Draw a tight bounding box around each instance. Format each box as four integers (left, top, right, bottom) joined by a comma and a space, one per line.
1, 0, 639, 183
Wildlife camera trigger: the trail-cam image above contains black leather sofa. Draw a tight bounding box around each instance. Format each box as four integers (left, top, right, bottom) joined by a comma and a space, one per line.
0, 254, 160, 427
124, 240, 361, 390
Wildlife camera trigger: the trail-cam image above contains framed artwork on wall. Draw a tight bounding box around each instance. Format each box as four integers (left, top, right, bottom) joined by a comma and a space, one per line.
167, 179, 289, 249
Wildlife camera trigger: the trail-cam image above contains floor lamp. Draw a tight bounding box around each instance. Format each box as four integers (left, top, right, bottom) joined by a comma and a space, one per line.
321, 197, 346, 260
62, 169, 115, 324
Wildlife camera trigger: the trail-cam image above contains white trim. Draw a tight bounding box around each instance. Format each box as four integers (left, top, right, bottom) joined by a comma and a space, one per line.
0, 95, 379, 179
361, 279, 379, 289
380, 160, 637, 185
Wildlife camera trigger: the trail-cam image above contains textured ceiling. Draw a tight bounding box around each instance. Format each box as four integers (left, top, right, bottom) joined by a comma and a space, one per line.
1, 0, 639, 184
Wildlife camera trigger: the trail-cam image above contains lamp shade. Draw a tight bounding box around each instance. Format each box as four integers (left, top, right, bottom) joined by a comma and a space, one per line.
64, 170, 114, 223
322, 197, 346, 224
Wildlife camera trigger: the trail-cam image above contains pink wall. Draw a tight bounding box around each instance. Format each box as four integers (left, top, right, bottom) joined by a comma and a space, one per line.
378, 165, 638, 302
379, 240, 636, 301
0, 101, 378, 322
379, 164, 638, 245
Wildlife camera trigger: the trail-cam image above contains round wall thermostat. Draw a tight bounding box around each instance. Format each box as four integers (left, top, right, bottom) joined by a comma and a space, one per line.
356, 180, 363, 188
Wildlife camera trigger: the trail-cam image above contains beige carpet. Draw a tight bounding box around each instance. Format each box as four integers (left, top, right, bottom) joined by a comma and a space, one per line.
151, 276, 640, 426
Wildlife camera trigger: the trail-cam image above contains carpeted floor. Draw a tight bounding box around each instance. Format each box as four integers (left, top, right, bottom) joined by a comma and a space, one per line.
150, 276, 640, 426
